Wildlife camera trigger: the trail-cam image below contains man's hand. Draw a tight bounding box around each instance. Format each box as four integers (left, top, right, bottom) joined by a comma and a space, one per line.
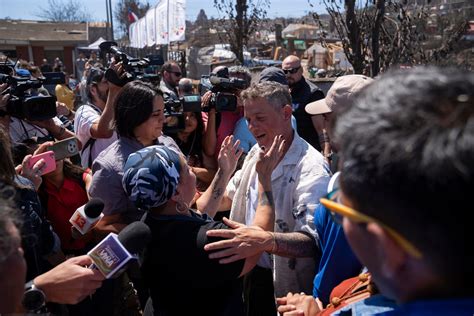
204, 217, 272, 263
217, 135, 243, 176
55, 101, 70, 117
33, 255, 105, 305
276, 292, 323, 316
256, 134, 285, 182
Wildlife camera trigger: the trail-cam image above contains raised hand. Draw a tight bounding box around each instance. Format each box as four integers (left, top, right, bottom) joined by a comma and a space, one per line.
256, 135, 285, 181
217, 135, 243, 176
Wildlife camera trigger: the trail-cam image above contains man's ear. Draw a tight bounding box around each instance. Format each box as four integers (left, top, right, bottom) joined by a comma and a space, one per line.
366, 222, 408, 279
282, 104, 293, 121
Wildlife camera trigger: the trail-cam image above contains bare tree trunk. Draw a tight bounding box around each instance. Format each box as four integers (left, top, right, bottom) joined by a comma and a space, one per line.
234, 0, 246, 63
345, 0, 364, 74
372, 0, 385, 76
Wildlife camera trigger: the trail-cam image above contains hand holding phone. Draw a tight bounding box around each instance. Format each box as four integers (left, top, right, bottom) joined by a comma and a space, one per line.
48, 136, 79, 161
27, 151, 56, 175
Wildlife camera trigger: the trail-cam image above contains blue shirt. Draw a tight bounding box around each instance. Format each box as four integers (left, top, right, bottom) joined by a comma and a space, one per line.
313, 203, 362, 304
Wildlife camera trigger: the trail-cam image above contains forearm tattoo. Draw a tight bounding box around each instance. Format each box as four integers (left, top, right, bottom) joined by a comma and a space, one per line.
258, 191, 274, 207
272, 232, 319, 258
211, 169, 225, 200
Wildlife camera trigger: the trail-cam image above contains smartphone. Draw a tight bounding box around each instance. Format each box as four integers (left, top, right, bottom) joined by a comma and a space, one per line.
48, 136, 79, 161
28, 151, 56, 175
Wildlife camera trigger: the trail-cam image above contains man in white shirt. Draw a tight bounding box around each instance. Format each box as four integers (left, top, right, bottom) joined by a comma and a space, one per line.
74, 67, 118, 168
197, 81, 331, 315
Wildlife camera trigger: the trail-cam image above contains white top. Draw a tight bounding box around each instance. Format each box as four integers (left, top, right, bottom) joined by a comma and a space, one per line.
74, 103, 117, 168
227, 131, 331, 296
9, 116, 64, 143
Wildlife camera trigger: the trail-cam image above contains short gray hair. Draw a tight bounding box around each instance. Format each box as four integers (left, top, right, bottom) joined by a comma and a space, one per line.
241, 81, 292, 110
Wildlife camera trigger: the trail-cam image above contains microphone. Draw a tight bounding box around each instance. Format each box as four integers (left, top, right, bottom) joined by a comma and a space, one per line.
69, 198, 105, 238
87, 221, 152, 278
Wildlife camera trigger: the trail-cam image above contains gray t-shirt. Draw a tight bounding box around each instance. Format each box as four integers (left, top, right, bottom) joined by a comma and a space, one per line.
89, 135, 181, 221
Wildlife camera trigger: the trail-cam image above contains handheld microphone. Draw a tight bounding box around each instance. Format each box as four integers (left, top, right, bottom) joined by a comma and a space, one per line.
69, 198, 104, 238
88, 221, 152, 278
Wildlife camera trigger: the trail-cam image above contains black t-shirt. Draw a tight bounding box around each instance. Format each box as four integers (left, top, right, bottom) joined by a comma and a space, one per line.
291, 78, 325, 152
143, 211, 245, 316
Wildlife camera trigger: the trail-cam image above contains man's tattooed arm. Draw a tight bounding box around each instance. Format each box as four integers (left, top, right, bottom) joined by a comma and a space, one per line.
271, 231, 319, 258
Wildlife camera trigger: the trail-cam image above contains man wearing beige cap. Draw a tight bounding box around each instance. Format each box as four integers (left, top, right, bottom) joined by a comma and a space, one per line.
305, 75, 373, 171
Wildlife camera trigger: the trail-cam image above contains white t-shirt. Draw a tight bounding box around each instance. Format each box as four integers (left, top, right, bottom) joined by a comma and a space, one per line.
74, 103, 117, 168
9, 116, 64, 143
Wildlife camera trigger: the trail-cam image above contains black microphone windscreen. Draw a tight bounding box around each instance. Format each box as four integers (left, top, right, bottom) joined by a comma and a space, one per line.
118, 221, 152, 254
84, 198, 105, 218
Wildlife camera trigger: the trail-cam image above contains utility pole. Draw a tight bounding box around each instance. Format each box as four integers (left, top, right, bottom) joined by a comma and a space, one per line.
109, 0, 114, 41
106, 0, 110, 39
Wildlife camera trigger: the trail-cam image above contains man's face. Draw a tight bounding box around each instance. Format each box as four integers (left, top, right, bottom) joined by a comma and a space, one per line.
340, 191, 395, 299
92, 77, 109, 104
164, 65, 182, 87
282, 59, 303, 86
244, 97, 287, 149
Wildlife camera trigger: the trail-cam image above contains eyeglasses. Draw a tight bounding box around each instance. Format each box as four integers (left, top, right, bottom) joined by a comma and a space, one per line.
320, 189, 423, 258
282, 67, 301, 75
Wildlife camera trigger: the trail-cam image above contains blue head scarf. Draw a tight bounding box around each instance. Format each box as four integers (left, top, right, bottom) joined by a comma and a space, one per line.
122, 145, 182, 211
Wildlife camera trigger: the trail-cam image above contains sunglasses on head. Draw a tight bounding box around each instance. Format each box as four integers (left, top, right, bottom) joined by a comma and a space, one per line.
320, 188, 423, 258
282, 67, 301, 75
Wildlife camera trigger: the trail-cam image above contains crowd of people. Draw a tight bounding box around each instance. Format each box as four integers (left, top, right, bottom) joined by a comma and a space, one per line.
1, 49, 473, 316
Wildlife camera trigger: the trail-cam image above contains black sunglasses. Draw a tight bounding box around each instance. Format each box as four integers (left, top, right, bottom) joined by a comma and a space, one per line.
282, 67, 301, 75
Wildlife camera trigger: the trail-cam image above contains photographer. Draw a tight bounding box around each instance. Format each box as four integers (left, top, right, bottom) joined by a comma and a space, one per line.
74, 66, 120, 168
201, 66, 251, 160
0, 73, 75, 144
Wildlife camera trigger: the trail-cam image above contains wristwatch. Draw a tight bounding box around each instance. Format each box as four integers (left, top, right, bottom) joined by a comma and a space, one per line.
22, 280, 46, 312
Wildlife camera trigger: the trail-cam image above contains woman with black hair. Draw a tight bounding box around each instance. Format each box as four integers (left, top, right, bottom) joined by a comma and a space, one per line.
171, 111, 216, 195
89, 80, 180, 235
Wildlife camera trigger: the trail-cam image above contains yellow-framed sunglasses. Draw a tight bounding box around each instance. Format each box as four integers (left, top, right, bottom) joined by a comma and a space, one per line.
320, 189, 423, 259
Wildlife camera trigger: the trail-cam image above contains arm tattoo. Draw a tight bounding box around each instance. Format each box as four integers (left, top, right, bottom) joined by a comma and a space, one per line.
258, 191, 274, 207
212, 188, 223, 200
272, 232, 319, 258
211, 169, 225, 200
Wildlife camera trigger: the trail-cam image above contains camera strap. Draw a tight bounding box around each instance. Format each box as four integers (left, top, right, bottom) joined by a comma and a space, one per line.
80, 103, 101, 167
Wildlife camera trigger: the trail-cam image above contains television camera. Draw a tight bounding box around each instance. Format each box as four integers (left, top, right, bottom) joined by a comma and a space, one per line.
0, 69, 58, 121
198, 67, 248, 112
163, 95, 202, 134
99, 41, 162, 86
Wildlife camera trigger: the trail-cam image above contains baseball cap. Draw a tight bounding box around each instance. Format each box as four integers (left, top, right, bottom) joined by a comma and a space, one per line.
305, 75, 373, 115
259, 67, 289, 86
15, 69, 31, 78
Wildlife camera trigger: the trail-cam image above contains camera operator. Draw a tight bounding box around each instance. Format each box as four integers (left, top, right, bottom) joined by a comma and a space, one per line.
0, 72, 76, 144
160, 61, 182, 101
74, 64, 122, 168
202, 66, 251, 160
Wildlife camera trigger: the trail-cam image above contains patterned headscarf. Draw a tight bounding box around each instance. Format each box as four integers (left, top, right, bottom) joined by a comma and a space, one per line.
122, 145, 182, 211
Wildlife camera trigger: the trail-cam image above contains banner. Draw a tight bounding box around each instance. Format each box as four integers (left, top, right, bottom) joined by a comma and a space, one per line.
146, 9, 156, 47
128, 0, 186, 47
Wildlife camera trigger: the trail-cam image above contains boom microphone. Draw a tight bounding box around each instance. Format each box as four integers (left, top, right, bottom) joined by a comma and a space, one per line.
88, 221, 152, 278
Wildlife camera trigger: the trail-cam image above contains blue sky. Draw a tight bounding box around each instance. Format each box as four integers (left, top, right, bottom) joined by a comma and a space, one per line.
0, 0, 325, 22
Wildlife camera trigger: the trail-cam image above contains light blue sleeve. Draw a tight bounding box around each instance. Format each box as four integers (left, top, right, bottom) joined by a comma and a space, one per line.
233, 118, 256, 154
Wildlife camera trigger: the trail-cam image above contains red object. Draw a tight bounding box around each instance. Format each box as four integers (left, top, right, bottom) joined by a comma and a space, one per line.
128, 9, 139, 23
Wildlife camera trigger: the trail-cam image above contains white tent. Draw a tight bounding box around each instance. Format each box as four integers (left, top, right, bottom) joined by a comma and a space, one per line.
78, 37, 106, 50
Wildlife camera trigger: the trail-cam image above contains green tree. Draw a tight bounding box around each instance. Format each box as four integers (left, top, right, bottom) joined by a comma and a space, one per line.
214, 0, 270, 63
115, 0, 150, 36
